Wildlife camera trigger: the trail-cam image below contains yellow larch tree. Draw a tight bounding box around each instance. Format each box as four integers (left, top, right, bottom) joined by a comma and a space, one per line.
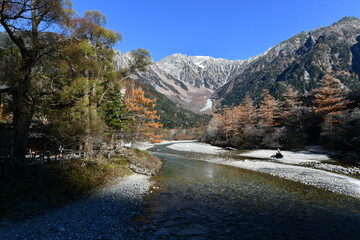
125, 88, 163, 145
239, 93, 257, 126
313, 75, 351, 136
314, 75, 350, 117
258, 89, 279, 127
279, 86, 303, 123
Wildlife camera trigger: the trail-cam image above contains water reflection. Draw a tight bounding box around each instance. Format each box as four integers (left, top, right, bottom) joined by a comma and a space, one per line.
204, 163, 215, 179
136, 145, 360, 240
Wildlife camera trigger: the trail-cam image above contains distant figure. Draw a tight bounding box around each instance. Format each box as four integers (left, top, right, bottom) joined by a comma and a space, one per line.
59, 145, 64, 158
271, 148, 283, 158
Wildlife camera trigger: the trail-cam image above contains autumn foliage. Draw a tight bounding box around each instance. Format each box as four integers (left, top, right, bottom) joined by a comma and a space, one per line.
204, 75, 359, 152
0, 103, 9, 122
314, 76, 350, 116
125, 88, 163, 144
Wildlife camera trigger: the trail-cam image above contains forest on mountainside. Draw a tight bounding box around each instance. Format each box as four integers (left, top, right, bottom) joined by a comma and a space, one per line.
213, 17, 360, 108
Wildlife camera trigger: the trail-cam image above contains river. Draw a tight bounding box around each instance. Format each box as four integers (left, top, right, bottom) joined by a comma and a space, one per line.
135, 142, 360, 240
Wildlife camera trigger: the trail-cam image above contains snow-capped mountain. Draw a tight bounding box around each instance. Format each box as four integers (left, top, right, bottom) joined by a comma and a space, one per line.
156, 53, 254, 90
114, 51, 259, 113
114, 17, 360, 113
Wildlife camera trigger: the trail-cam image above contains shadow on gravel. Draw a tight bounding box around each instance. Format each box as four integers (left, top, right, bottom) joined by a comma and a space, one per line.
0, 174, 150, 240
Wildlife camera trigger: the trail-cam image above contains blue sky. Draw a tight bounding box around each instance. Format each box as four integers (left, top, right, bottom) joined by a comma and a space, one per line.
71, 0, 360, 61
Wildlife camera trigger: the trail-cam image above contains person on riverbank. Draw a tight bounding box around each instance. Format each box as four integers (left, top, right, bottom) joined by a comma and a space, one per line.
271, 148, 283, 158
59, 146, 64, 158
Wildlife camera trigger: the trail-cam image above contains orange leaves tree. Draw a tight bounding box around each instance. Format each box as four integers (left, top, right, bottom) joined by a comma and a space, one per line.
125, 88, 162, 145
0, 102, 10, 123
258, 89, 280, 127
205, 93, 259, 147
313, 75, 352, 143
205, 75, 357, 151
205, 90, 307, 149
314, 75, 350, 117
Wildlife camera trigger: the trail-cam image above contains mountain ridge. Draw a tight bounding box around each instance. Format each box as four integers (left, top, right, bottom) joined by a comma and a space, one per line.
114, 49, 263, 112
213, 16, 360, 107
114, 17, 360, 111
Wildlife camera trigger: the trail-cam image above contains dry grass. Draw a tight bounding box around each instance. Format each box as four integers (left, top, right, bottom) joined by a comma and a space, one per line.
122, 148, 162, 175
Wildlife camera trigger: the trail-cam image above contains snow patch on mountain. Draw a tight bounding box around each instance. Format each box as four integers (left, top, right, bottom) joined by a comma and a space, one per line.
112, 50, 262, 113
200, 99, 213, 112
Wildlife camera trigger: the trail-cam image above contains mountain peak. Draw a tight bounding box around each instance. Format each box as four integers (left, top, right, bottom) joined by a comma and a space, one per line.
214, 16, 360, 108
171, 53, 186, 57
335, 16, 360, 24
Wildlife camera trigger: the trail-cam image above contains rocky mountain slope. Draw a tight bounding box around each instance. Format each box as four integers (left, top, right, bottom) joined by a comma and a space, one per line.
114, 51, 260, 112
115, 17, 360, 112
214, 17, 360, 107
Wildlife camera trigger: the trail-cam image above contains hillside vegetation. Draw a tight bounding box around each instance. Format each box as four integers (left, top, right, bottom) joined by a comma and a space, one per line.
205, 75, 360, 161
214, 17, 360, 107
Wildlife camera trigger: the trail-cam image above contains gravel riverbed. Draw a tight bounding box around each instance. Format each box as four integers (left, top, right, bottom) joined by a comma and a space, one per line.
164, 141, 360, 198
0, 174, 152, 240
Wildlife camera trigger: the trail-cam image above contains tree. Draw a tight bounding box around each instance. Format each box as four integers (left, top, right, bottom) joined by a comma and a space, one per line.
222, 106, 237, 140
0, 0, 73, 163
276, 87, 314, 148
239, 93, 257, 126
45, 10, 121, 157
313, 75, 350, 117
103, 87, 129, 132
258, 89, 279, 127
118, 48, 152, 83
321, 108, 360, 151
224, 94, 256, 139
125, 88, 162, 145
204, 111, 227, 144
279, 86, 303, 121
204, 93, 258, 148
313, 75, 351, 141
74, 10, 120, 156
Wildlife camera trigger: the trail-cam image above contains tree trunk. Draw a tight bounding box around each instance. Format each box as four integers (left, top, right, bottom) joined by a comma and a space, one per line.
84, 74, 93, 160
12, 77, 35, 164
11, 62, 35, 165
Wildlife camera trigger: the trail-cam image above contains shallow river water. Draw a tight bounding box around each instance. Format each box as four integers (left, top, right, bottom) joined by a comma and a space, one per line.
136, 143, 360, 240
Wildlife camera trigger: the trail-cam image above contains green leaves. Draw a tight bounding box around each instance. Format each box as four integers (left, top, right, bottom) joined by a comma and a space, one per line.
103, 87, 132, 132
129, 48, 152, 74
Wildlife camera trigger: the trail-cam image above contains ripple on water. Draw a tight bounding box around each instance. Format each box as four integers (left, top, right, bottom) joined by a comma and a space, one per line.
136, 147, 360, 240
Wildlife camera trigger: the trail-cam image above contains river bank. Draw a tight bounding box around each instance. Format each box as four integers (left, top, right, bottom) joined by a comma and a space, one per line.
146, 140, 360, 198
0, 147, 162, 222
140, 142, 360, 239
0, 173, 152, 240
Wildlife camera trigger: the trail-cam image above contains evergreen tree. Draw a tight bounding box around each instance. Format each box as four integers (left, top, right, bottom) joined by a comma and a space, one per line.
103, 87, 130, 133
45, 10, 120, 155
